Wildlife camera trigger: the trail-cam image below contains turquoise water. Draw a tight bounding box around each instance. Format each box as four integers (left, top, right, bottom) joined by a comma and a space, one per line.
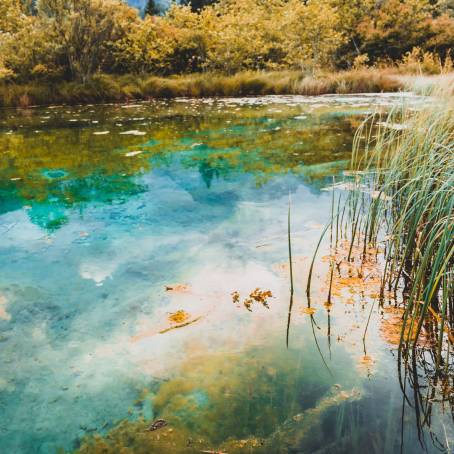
0, 94, 451, 453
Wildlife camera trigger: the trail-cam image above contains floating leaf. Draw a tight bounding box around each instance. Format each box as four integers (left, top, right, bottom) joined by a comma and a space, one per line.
125, 150, 143, 157
168, 310, 190, 324
232, 288, 273, 311
302, 307, 317, 315
165, 284, 190, 293
120, 130, 146, 136
249, 288, 272, 308
231, 291, 240, 305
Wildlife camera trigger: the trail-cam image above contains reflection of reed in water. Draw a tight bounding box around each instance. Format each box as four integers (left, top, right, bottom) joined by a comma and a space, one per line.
304, 93, 454, 450
286, 193, 294, 348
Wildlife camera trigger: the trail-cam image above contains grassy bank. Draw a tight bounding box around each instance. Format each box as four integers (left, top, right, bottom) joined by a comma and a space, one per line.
0, 69, 404, 108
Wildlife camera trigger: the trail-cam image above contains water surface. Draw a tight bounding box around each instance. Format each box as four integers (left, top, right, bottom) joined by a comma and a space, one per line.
0, 94, 451, 453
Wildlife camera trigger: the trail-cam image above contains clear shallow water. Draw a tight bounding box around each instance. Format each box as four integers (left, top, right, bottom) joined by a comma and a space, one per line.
0, 94, 451, 454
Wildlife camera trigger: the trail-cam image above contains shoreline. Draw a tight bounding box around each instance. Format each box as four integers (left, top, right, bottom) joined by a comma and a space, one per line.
1, 71, 451, 110
0, 69, 404, 109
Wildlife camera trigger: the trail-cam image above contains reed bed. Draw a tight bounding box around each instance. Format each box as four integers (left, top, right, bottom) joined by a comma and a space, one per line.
307, 89, 454, 439
350, 95, 454, 356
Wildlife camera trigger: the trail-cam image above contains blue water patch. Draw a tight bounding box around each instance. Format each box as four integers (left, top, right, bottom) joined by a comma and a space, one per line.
42, 169, 69, 180
191, 389, 210, 408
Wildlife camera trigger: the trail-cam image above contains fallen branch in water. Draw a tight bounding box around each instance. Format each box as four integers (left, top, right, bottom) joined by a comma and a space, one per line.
159, 316, 203, 334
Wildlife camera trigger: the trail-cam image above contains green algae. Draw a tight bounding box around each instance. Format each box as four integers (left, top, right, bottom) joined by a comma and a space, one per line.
0, 100, 364, 231
73, 341, 359, 454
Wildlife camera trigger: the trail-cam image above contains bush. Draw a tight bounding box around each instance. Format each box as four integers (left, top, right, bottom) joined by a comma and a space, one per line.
398, 47, 454, 75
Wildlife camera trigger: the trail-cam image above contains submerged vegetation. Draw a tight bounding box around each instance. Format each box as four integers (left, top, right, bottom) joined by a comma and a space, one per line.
0, 98, 365, 230
1, 0, 454, 105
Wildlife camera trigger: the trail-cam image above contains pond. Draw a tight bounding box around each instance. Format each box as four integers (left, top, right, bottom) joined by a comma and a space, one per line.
0, 94, 451, 453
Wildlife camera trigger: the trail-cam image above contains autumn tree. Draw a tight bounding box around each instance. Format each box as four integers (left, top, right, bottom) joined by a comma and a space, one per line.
328, 0, 374, 67
0, 0, 27, 33
426, 11, 454, 58
357, 0, 434, 62
113, 4, 206, 74
0, 0, 42, 80
199, 0, 287, 73
37, 0, 137, 82
283, 0, 344, 71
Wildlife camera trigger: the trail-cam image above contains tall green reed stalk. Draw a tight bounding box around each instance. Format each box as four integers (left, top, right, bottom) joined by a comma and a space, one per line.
312, 93, 452, 441
286, 194, 294, 348
303, 87, 453, 443
349, 96, 453, 364
306, 84, 454, 404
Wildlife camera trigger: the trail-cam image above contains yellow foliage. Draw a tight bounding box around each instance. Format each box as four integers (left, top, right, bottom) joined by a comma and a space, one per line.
0, 0, 453, 83
399, 47, 453, 75
282, 0, 344, 71
232, 288, 273, 311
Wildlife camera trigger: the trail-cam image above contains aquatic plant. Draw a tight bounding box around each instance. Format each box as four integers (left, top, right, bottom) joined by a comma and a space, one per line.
73, 345, 344, 453
307, 88, 454, 441
286, 194, 294, 348
0, 100, 361, 231
350, 94, 453, 355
